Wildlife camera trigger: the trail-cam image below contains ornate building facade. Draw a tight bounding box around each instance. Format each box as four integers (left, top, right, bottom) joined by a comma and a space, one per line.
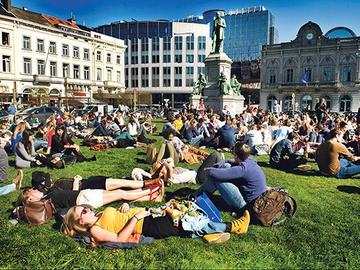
0, 0, 126, 107
260, 21, 360, 112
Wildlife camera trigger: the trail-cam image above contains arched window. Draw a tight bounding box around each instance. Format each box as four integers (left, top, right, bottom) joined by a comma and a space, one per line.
267, 95, 277, 111
50, 89, 60, 97
340, 95, 352, 112
283, 96, 292, 112
321, 96, 331, 111
301, 95, 313, 111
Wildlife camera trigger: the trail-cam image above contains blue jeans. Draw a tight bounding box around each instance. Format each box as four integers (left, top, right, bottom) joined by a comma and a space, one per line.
33, 139, 48, 151
336, 159, 360, 179
189, 135, 204, 147
192, 221, 227, 237
198, 161, 246, 211
0, 183, 16, 196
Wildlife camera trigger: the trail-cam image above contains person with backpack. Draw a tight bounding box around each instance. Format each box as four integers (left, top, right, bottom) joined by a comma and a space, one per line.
195, 142, 267, 213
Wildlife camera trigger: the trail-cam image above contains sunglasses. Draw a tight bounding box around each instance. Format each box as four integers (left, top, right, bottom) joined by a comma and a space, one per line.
80, 207, 89, 219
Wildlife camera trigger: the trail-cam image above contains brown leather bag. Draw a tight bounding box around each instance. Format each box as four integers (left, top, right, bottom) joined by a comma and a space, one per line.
252, 189, 297, 226
15, 199, 55, 225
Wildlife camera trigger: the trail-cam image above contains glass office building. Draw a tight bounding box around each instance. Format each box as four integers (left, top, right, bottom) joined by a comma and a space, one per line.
180, 6, 278, 61
95, 21, 210, 107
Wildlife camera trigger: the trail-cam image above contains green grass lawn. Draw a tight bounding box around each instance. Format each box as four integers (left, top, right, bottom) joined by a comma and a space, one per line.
0, 120, 359, 269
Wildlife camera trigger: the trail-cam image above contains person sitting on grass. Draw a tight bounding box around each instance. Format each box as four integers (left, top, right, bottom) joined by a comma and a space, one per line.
315, 128, 360, 178
195, 142, 267, 214
214, 117, 237, 152
51, 125, 96, 163
17, 179, 165, 215
161, 128, 209, 165
269, 132, 308, 171
15, 130, 65, 169
61, 203, 250, 245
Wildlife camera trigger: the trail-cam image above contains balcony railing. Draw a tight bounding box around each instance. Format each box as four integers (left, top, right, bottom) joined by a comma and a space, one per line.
104, 80, 122, 88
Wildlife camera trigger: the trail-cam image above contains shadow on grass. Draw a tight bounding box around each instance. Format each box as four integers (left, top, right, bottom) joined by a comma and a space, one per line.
337, 185, 360, 194
257, 161, 322, 177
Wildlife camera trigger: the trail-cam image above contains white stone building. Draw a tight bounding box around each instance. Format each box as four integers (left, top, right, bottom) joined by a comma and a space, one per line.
95, 20, 211, 107
0, 0, 126, 107
260, 21, 360, 113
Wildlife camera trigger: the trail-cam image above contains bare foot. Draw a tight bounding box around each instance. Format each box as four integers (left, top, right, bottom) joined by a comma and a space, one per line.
13, 170, 23, 190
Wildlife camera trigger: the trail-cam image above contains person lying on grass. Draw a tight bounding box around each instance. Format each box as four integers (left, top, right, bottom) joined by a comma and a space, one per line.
30, 171, 161, 193
17, 179, 164, 215
61, 203, 251, 245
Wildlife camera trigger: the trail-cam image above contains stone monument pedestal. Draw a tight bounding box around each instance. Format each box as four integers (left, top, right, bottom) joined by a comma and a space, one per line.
190, 52, 245, 115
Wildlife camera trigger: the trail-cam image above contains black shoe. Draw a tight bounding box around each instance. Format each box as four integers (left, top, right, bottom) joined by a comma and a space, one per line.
90, 155, 97, 161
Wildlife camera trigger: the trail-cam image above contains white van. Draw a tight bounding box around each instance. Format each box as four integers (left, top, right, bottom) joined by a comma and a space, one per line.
83, 104, 114, 115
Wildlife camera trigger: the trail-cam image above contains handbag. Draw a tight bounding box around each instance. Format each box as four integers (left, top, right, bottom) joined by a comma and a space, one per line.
14, 199, 55, 225
195, 192, 222, 223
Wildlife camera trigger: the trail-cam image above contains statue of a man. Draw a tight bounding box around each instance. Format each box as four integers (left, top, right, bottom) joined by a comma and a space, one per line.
218, 72, 232, 95
230, 75, 241, 95
192, 73, 207, 95
211, 12, 226, 54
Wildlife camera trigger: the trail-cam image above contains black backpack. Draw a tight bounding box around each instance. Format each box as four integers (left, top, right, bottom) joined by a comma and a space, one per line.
252, 188, 297, 226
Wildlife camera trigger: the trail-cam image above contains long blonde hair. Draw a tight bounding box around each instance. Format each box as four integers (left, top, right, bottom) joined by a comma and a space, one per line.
60, 206, 88, 238
12, 122, 27, 138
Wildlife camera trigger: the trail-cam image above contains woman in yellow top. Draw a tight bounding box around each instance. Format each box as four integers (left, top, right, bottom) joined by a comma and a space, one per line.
61, 202, 251, 245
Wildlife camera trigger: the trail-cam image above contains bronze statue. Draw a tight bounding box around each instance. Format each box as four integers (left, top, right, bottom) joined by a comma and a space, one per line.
192, 73, 207, 96
230, 75, 241, 95
218, 72, 232, 95
211, 12, 226, 54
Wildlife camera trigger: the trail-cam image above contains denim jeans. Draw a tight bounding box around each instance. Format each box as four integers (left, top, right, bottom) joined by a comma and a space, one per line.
198, 160, 247, 211
336, 159, 360, 179
192, 220, 227, 237
199, 180, 247, 211
189, 135, 204, 147
33, 139, 48, 151
0, 183, 16, 196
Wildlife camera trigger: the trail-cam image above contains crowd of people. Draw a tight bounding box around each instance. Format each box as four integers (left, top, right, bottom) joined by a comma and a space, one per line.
0, 100, 359, 247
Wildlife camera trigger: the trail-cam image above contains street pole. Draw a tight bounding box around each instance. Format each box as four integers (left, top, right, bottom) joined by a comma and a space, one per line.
12, 81, 17, 109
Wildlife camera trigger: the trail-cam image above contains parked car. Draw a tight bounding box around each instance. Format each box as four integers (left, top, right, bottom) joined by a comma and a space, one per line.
0, 110, 9, 122
71, 108, 91, 117
16, 106, 63, 123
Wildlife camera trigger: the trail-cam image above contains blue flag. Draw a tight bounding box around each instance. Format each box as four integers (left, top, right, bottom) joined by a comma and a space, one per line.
302, 70, 310, 84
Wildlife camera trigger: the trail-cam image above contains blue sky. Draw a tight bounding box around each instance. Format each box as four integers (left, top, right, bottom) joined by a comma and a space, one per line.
12, 0, 360, 42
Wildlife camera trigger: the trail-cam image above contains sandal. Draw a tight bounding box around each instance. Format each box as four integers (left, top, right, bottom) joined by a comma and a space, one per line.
143, 178, 161, 188
149, 182, 162, 201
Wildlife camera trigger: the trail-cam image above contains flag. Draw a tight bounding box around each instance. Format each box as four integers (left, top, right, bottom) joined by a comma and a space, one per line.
302, 70, 310, 84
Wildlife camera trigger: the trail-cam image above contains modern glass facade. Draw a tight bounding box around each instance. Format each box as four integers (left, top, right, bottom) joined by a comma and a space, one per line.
180, 6, 278, 61
95, 21, 210, 107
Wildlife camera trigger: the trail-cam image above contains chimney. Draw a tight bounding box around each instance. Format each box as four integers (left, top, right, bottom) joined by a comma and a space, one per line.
2, 0, 11, 11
